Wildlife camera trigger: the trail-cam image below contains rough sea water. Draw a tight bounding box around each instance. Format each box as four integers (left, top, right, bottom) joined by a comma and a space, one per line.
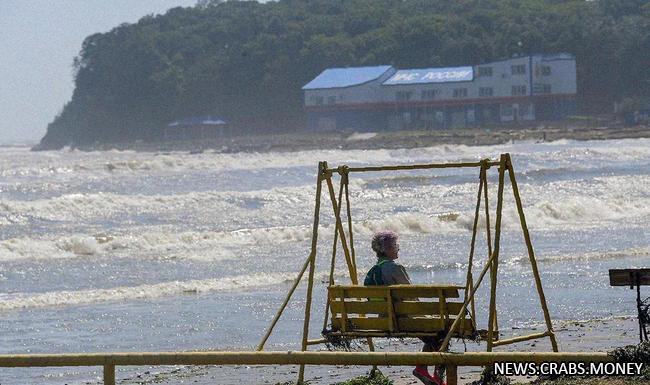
1, 138, 650, 384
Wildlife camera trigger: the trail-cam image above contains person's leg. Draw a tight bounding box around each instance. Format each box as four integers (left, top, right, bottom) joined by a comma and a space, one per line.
413, 337, 438, 385
429, 334, 446, 383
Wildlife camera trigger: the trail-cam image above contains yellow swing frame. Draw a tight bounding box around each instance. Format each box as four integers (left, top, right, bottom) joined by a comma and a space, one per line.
257, 153, 558, 383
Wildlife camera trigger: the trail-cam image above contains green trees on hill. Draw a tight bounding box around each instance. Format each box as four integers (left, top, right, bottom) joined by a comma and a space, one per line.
39, 0, 650, 149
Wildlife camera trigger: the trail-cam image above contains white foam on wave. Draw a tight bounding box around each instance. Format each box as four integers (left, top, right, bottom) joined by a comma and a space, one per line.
506, 246, 650, 265
0, 272, 301, 311
0, 224, 316, 262
0, 183, 317, 222
6, 137, 650, 180
354, 212, 464, 236
0, 211, 464, 262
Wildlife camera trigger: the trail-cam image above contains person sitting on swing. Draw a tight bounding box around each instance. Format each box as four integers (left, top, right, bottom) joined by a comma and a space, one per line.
364, 230, 447, 385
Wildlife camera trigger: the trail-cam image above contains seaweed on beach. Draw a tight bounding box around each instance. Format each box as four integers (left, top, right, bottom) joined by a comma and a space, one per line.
610, 341, 650, 379
468, 366, 512, 385
321, 326, 411, 352
322, 330, 360, 351
333, 369, 393, 385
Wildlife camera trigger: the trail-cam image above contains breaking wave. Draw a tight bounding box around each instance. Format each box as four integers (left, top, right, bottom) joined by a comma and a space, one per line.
0, 184, 317, 222
506, 246, 650, 265
0, 272, 302, 311
5, 137, 650, 178
0, 226, 315, 262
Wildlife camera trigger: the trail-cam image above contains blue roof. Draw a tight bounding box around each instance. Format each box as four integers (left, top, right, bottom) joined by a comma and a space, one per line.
383, 66, 473, 85
167, 115, 227, 127
540, 53, 574, 61
302, 65, 393, 90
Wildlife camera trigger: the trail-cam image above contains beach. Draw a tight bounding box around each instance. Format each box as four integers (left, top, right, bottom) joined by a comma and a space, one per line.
113, 316, 641, 384
76, 124, 650, 155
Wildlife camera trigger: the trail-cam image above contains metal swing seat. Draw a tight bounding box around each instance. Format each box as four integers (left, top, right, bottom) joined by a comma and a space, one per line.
257, 153, 559, 383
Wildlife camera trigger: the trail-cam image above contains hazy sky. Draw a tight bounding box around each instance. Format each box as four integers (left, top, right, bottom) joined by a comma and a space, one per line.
0, 0, 198, 145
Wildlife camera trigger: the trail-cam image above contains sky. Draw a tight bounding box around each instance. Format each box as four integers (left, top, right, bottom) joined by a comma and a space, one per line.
0, 0, 198, 145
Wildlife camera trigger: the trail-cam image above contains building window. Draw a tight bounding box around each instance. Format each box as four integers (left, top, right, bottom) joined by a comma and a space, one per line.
511, 64, 526, 75
519, 103, 531, 116
541, 66, 552, 76
421, 89, 439, 100
512, 85, 527, 96
310, 96, 323, 105
396, 91, 412, 101
478, 66, 493, 77
453, 88, 468, 98
501, 104, 513, 116
327, 96, 336, 105
542, 84, 552, 94
479, 87, 494, 97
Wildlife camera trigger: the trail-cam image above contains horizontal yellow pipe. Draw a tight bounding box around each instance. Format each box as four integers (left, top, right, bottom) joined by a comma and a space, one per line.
492, 331, 552, 347
334, 161, 500, 174
0, 351, 613, 368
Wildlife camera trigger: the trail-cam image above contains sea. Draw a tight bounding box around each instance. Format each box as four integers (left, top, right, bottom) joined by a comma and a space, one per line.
1, 138, 649, 384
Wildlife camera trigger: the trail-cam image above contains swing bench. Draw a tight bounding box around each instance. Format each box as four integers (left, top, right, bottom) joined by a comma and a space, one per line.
257, 154, 559, 384
327, 284, 483, 339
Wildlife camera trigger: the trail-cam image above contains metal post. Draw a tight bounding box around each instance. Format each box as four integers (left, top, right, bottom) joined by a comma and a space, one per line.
636, 274, 646, 342
343, 169, 358, 279
440, 239, 499, 351
505, 153, 559, 352
487, 154, 507, 351
482, 163, 496, 333
257, 253, 312, 351
325, 176, 357, 284
0, 351, 615, 368
103, 364, 115, 385
447, 365, 458, 385
298, 162, 326, 382
323, 174, 346, 331
328, 170, 376, 364
464, 165, 484, 330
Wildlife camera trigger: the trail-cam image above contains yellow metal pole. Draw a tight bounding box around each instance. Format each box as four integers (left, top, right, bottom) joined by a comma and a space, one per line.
487, 154, 507, 352
298, 161, 326, 382
0, 351, 613, 368
322, 174, 346, 331
505, 153, 559, 352
257, 251, 312, 351
447, 365, 458, 385
326, 170, 376, 362
342, 161, 500, 173
440, 239, 499, 351
464, 165, 484, 330
481, 163, 497, 334
325, 176, 357, 284
492, 331, 552, 347
342, 169, 358, 279
341, 169, 376, 358
298, 249, 316, 383
104, 364, 115, 385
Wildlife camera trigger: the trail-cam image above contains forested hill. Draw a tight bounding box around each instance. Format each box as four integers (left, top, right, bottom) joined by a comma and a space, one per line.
38, 0, 649, 149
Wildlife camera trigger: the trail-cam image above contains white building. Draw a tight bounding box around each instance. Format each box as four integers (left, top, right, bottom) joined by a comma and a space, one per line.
303, 53, 577, 130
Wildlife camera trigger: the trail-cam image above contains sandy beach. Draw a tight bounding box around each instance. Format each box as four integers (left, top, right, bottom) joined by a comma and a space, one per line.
115, 316, 640, 385
78, 124, 650, 155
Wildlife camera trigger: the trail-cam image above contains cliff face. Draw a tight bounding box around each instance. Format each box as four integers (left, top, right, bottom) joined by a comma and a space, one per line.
36, 0, 650, 150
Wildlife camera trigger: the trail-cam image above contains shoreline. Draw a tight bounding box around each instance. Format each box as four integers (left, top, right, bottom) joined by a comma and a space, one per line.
53, 124, 650, 155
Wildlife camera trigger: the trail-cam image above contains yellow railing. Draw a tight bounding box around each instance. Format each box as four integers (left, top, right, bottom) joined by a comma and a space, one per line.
0, 351, 613, 385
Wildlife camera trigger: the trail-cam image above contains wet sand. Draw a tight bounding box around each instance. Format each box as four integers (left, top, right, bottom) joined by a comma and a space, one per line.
82, 125, 650, 154
117, 316, 640, 385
